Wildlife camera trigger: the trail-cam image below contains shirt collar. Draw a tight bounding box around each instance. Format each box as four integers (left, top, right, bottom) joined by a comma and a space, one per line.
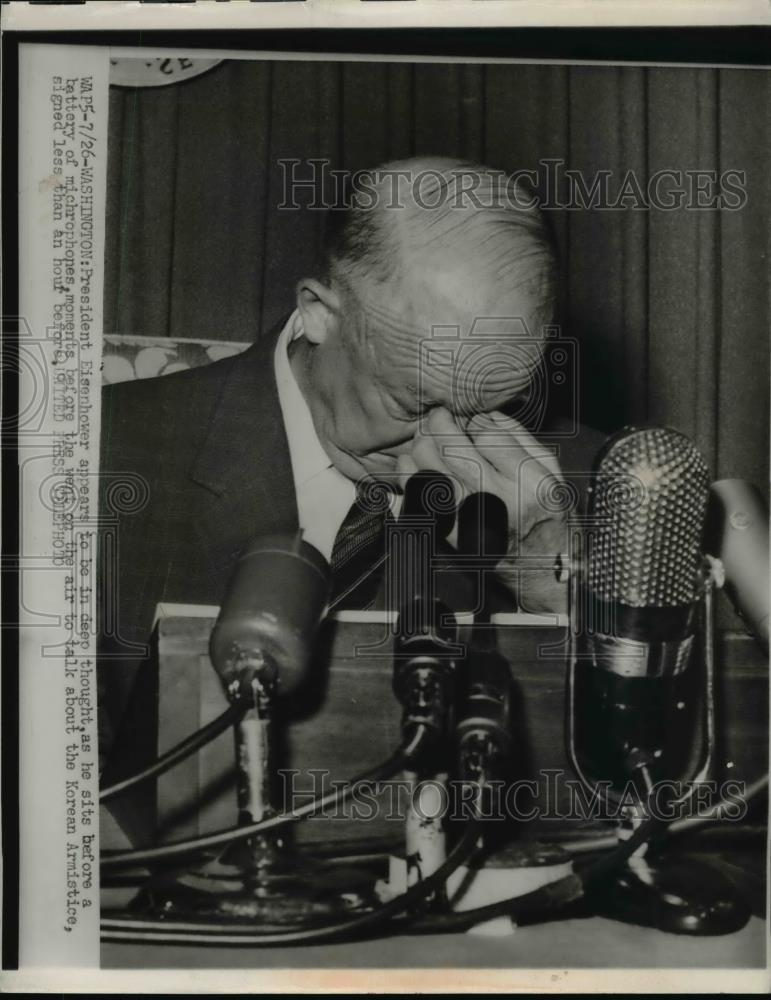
273, 311, 335, 489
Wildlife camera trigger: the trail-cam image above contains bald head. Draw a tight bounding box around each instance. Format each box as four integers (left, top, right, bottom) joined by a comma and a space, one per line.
292, 157, 557, 479
323, 157, 556, 343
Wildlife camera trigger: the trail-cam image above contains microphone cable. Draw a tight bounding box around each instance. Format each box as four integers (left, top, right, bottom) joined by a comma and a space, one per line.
388, 808, 662, 938
100, 809, 483, 946
100, 723, 430, 871
100, 762, 706, 943
387, 774, 768, 937
99, 702, 246, 804
553, 772, 769, 856
101, 807, 655, 946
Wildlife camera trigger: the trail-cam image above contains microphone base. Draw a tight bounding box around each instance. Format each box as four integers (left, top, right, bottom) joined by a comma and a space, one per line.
587, 853, 751, 936
127, 839, 378, 931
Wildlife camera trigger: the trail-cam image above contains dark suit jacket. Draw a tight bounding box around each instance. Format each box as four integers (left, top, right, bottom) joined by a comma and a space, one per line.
97, 321, 605, 768
97, 325, 300, 762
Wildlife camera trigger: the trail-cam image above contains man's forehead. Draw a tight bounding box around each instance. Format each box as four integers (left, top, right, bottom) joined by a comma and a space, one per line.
416, 323, 544, 410
416, 316, 542, 362
363, 286, 545, 413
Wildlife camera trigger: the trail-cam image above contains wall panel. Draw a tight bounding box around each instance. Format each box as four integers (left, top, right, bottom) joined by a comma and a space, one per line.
567, 65, 648, 432
106, 84, 180, 337
484, 63, 570, 274
413, 63, 464, 159
342, 62, 390, 170
260, 61, 342, 333
170, 61, 272, 343
647, 69, 719, 454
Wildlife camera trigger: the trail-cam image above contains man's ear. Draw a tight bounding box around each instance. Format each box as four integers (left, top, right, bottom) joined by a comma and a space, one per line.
295, 278, 341, 345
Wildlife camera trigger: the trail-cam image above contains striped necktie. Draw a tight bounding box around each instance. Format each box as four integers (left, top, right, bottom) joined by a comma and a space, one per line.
330, 479, 396, 609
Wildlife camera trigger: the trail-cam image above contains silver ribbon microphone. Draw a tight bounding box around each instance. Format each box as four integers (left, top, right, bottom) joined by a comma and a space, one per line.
586, 426, 710, 679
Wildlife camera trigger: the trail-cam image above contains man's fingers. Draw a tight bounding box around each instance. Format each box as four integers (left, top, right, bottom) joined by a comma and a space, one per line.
467, 411, 564, 481
431, 444, 501, 497
416, 407, 530, 500
411, 427, 448, 471
410, 408, 567, 535
396, 453, 419, 491
410, 420, 482, 504
425, 406, 465, 438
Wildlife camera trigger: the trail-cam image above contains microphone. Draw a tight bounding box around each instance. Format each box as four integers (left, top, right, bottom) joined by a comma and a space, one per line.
587, 426, 709, 671
567, 429, 755, 936
457, 491, 509, 623
574, 425, 710, 790
209, 533, 331, 700
455, 492, 513, 784
402, 469, 457, 540
457, 491, 509, 563
391, 472, 459, 889
392, 472, 459, 747
704, 479, 769, 652
392, 596, 459, 746
455, 650, 512, 784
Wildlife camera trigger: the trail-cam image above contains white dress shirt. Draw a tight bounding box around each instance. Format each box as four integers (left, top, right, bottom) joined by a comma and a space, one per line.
274, 312, 357, 561
275, 312, 405, 563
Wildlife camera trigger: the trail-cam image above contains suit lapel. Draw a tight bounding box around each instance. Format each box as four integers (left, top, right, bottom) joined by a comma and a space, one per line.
188, 317, 299, 576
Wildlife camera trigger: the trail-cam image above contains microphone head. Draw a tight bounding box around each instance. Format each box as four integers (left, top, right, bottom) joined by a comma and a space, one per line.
589, 426, 710, 609
456, 648, 513, 767
401, 470, 457, 539
209, 533, 331, 698
393, 596, 458, 743
457, 492, 509, 559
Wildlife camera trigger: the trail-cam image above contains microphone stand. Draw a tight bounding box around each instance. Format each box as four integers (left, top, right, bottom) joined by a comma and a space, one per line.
565, 526, 750, 935
385, 473, 460, 901
230, 669, 282, 870
391, 593, 458, 899
130, 673, 377, 930
129, 561, 381, 932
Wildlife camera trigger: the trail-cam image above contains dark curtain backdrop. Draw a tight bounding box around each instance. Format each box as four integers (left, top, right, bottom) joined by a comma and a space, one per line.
104, 59, 770, 493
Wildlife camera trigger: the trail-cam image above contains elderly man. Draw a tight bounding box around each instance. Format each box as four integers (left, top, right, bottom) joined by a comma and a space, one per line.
97, 157, 599, 768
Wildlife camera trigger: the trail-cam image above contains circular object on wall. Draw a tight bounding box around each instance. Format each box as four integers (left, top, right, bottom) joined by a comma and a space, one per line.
109, 57, 223, 89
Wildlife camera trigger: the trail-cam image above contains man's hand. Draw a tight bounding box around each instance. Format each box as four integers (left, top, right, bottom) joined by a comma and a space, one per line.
397, 407, 569, 614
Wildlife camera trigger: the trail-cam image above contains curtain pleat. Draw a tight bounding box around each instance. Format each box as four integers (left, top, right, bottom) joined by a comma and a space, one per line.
618, 67, 649, 424
568, 66, 633, 433
106, 83, 179, 337
717, 69, 771, 488
170, 60, 272, 342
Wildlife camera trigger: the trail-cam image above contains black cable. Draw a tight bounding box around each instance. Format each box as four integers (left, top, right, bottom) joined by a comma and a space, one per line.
402, 872, 585, 936
101, 791, 663, 945
99, 702, 246, 803
384, 811, 662, 939
100, 815, 482, 946
102, 809, 660, 944
101, 725, 430, 870
573, 814, 663, 886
